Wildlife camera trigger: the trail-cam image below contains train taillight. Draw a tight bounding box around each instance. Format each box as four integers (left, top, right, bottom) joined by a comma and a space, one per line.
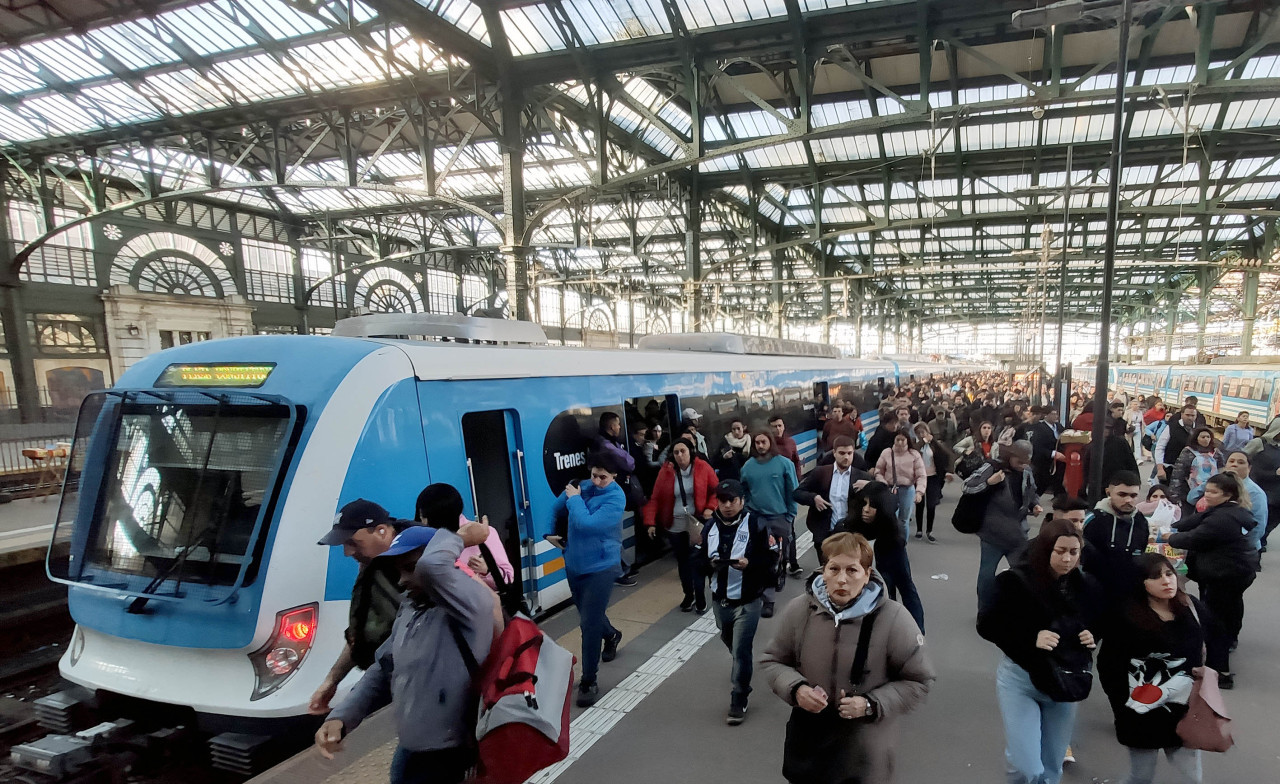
248, 603, 318, 701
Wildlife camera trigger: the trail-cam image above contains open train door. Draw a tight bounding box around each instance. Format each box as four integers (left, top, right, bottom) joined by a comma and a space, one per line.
461, 410, 538, 610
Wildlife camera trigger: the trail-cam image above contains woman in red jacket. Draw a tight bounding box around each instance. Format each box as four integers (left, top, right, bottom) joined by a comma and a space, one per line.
644, 437, 719, 612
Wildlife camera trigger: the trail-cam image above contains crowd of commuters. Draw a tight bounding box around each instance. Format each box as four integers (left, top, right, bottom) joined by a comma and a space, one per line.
307, 369, 1270, 784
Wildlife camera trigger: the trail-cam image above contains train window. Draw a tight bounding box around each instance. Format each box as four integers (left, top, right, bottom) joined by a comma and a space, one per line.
681, 393, 742, 453
80, 397, 295, 589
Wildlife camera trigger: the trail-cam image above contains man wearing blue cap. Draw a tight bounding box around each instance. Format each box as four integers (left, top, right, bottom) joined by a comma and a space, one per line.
315, 519, 495, 784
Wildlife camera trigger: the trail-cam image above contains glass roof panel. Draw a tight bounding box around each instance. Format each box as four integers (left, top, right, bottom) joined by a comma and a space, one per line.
502, 5, 565, 56
16, 94, 100, 136
77, 82, 165, 124
140, 69, 236, 114
212, 53, 302, 101
416, 0, 489, 43
20, 36, 115, 82
674, 0, 790, 30
83, 21, 183, 71
159, 3, 261, 54
559, 0, 670, 46
812, 100, 872, 127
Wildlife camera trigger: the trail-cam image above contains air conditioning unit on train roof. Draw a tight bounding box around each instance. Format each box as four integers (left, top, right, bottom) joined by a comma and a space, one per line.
332, 313, 548, 344
637, 332, 842, 359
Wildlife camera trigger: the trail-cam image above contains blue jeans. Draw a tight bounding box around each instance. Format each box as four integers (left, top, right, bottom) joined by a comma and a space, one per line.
568, 569, 619, 684
978, 538, 1020, 614
712, 598, 763, 702
890, 485, 915, 541
875, 543, 925, 633
995, 655, 1078, 784
390, 746, 473, 784
1123, 747, 1202, 784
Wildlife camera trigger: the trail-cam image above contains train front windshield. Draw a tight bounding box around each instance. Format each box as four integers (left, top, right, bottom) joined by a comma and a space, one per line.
53, 391, 297, 594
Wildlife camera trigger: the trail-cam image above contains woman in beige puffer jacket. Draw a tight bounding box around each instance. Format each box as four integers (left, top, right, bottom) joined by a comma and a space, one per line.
760, 532, 936, 784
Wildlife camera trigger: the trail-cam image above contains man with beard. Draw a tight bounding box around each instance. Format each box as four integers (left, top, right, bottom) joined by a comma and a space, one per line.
310, 499, 416, 715
740, 430, 799, 618
794, 436, 872, 551
1081, 472, 1151, 602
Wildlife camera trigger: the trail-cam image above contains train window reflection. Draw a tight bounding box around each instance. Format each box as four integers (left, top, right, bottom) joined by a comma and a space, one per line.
88, 405, 291, 589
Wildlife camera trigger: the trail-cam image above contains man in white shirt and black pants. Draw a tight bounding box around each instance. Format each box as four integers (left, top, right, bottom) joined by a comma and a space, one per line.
695, 479, 778, 726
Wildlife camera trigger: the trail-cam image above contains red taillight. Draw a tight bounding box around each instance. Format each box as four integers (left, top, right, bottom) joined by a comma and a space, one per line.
279, 607, 316, 644
249, 602, 318, 701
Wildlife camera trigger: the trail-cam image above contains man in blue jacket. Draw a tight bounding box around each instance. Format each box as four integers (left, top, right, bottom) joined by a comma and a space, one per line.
315, 521, 495, 784
552, 451, 628, 707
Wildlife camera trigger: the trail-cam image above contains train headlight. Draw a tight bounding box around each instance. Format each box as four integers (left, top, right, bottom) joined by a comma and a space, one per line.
249, 603, 317, 701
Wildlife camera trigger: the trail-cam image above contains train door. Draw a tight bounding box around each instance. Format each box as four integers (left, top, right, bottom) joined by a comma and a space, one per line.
461, 410, 535, 602
624, 394, 678, 564
813, 382, 830, 430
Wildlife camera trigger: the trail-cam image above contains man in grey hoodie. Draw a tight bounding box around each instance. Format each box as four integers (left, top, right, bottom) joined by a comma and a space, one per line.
315, 522, 495, 784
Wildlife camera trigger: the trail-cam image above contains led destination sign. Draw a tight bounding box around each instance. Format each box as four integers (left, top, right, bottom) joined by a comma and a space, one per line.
155, 363, 276, 388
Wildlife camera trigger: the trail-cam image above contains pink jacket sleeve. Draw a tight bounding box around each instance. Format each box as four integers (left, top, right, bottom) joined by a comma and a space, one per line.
457, 527, 516, 589
874, 451, 891, 485
912, 451, 927, 494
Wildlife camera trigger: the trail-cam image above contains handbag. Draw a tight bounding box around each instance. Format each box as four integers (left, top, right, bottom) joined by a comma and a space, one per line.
951, 487, 988, 534
1176, 667, 1233, 751
956, 451, 984, 479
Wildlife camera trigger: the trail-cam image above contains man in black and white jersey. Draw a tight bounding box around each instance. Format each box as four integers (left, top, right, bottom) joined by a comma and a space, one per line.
695, 479, 778, 727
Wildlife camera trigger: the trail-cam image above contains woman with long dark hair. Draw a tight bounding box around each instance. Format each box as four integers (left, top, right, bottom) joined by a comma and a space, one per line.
642, 437, 718, 613
977, 519, 1104, 784
840, 482, 925, 633
1170, 427, 1224, 515
1168, 473, 1260, 689
954, 420, 999, 464
1098, 553, 1205, 784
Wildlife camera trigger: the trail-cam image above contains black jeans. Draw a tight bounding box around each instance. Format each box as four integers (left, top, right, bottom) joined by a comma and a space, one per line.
1201, 573, 1255, 673
668, 529, 705, 609
915, 474, 944, 534
874, 543, 925, 634
390, 746, 473, 784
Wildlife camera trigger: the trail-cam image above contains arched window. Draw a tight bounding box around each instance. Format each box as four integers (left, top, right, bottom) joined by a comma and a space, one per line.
111, 232, 235, 298
355, 268, 425, 313
136, 256, 220, 297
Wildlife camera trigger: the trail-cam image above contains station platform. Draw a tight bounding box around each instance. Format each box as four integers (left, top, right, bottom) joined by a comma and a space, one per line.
0, 496, 60, 566
253, 486, 1280, 784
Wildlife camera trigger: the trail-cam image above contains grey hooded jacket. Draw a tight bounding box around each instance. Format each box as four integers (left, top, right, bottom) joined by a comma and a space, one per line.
327, 529, 495, 752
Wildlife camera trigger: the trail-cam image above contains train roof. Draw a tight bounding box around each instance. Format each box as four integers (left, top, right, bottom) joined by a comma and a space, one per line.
359, 337, 898, 381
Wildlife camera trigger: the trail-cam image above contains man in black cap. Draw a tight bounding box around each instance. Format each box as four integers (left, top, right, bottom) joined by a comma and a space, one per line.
694, 479, 778, 726
309, 498, 416, 715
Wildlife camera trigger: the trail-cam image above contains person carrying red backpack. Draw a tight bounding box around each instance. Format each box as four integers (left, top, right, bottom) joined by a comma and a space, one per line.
314, 523, 495, 784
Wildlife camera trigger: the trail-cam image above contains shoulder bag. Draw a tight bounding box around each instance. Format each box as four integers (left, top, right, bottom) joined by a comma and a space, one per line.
951, 483, 989, 534
1176, 602, 1233, 752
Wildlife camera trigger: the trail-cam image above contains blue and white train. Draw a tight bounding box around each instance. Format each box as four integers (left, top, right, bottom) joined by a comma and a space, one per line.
1089, 362, 1280, 428
46, 315, 968, 736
